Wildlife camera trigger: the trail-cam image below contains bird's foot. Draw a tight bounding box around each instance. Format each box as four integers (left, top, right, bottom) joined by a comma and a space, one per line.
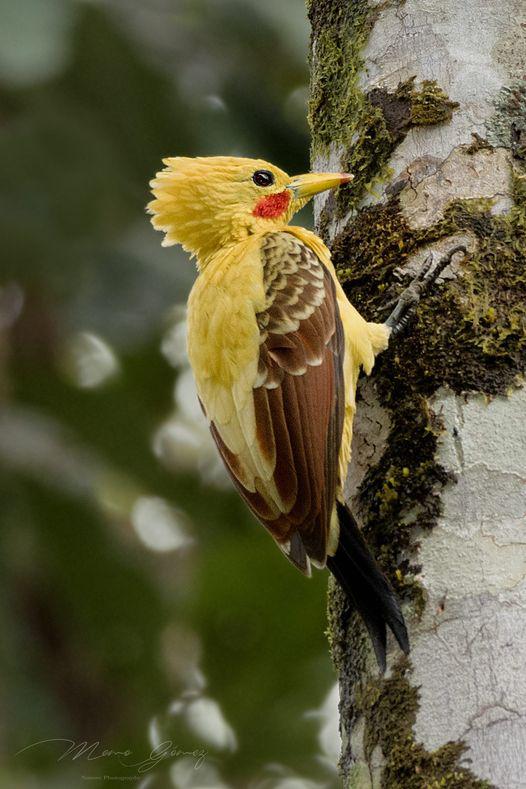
384, 245, 467, 337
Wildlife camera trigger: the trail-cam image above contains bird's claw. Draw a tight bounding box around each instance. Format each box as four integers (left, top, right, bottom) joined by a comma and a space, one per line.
382, 254, 434, 312
384, 245, 467, 337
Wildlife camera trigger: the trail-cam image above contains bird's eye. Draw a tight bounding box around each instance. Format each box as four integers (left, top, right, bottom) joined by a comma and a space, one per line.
252, 170, 275, 187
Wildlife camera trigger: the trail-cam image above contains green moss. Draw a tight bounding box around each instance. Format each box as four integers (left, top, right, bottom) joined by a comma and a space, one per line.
334, 178, 526, 404
335, 183, 526, 573
326, 577, 370, 778
327, 599, 491, 787
409, 80, 459, 126
339, 79, 458, 213
308, 0, 398, 222
308, 0, 375, 151
339, 77, 459, 220
358, 658, 493, 788
308, 6, 459, 220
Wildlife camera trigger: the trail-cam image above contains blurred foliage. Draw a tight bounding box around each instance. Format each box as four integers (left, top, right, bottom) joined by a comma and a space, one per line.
0, 1, 339, 787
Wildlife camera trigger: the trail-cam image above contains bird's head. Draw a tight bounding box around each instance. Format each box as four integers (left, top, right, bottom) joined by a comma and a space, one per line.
147, 156, 352, 265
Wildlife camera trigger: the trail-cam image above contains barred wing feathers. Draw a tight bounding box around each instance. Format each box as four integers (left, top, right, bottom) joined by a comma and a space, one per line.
206, 232, 345, 574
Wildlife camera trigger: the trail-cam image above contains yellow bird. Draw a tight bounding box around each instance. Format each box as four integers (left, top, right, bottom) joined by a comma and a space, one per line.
148, 156, 451, 669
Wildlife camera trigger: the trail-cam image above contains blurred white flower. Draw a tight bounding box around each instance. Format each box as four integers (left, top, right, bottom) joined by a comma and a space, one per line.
164, 693, 237, 754
153, 417, 208, 472
65, 331, 119, 388
149, 717, 228, 789
161, 625, 207, 694
0, 407, 97, 495
131, 496, 194, 553
155, 311, 230, 487
148, 714, 164, 752
305, 683, 340, 771
183, 696, 238, 753
162, 309, 189, 368
175, 367, 204, 423
202, 94, 227, 112
153, 415, 230, 489
148, 694, 237, 789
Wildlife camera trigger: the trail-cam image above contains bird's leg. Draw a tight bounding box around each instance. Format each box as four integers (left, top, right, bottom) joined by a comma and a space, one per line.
384, 245, 467, 337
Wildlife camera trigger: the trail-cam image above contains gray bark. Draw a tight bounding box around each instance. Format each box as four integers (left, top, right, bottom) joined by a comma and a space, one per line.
309, 1, 526, 787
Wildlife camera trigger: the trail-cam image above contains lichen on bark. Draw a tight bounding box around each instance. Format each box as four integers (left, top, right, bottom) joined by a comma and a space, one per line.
328, 158, 525, 789
334, 170, 526, 397
487, 79, 526, 160
308, 3, 459, 218
359, 658, 493, 789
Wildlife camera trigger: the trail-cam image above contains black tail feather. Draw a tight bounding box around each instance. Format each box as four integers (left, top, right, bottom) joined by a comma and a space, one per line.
326, 501, 410, 672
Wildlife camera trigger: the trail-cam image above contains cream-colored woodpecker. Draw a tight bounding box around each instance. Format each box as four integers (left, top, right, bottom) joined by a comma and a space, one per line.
148, 155, 464, 669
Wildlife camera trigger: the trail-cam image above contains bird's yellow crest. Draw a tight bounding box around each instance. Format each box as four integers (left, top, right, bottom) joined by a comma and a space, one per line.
147, 156, 352, 266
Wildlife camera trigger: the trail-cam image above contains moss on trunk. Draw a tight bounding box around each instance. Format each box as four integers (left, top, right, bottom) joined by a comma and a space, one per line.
308, 3, 459, 216
328, 173, 524, 787
309, 0, 526, 786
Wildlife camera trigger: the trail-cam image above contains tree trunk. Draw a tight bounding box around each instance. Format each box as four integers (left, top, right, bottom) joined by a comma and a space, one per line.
308, 1, 526, 787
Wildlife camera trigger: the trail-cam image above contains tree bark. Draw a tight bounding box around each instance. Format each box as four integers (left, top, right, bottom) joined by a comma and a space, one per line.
308, 2, 526, 787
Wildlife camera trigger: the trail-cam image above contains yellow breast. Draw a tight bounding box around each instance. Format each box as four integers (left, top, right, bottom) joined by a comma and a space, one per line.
188, 237, 266, 386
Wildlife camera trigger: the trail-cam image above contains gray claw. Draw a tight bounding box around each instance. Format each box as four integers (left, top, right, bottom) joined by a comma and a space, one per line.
416, 252, 435, 283
384, 245, 467, 337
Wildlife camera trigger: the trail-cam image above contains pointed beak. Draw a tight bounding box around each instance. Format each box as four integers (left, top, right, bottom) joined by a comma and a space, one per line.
286, 171, 354, 199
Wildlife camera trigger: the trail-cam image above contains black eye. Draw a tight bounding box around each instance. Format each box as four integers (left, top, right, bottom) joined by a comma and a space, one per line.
252, 169, 275, 187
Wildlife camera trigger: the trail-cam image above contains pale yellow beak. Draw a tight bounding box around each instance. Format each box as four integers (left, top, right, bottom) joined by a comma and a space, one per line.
286, 171, 354, 198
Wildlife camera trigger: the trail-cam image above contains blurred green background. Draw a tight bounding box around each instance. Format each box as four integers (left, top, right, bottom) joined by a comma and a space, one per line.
0, 1, 339, 787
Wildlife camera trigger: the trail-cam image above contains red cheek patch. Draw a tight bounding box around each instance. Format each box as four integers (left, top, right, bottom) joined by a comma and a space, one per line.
252, 190, 291, 218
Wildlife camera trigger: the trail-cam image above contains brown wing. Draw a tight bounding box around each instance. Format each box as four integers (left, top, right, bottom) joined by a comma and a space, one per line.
209, 232, 345, 573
